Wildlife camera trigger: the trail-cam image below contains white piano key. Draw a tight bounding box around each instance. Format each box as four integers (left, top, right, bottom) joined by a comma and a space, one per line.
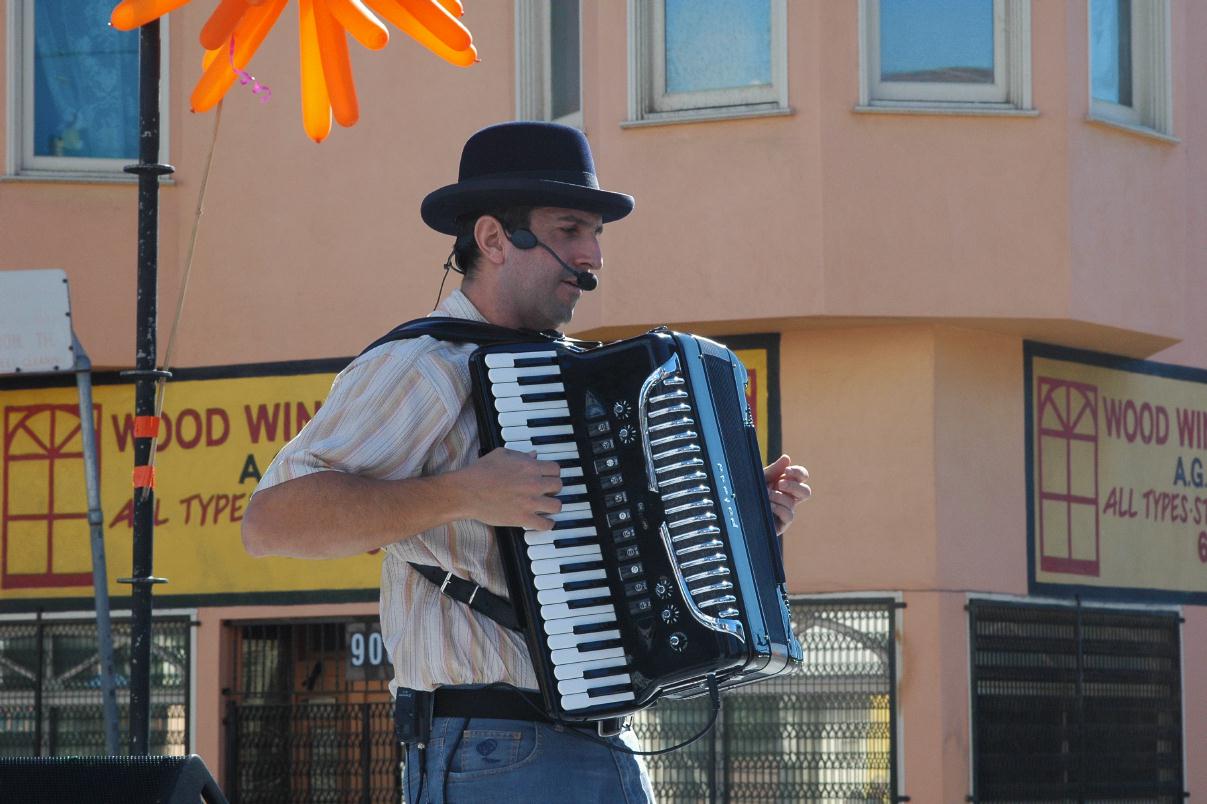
552, 654, 629, 680
547, 628, 621, 651
534, 569, 607, 591
561, 466, 584, 479
543, 610, 617, 635
549, 644, 625, 666
556, 484, 587, 497
541, 603, 615, 622
488, 365, 562, 383
503, 440, 577, 455
484, 351, 558, 368
501, 424, 575, 441
548, 506, 592, 523
537, 585, 609, 605
530, 547, 602, 574
540, 449, 581, 463
497, 407, 570, 427
561, 690, 635, 711
491, 381, 565, 398
524, 526, 596, 546
557, 673, 632, 696
494, 396, 566, 413
526, 543, 599, 561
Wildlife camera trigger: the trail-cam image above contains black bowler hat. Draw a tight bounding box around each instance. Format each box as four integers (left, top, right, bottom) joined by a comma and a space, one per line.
421, 122, 635, 235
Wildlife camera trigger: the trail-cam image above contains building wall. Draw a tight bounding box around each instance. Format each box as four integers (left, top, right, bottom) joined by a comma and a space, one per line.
3, 0, 1206, 798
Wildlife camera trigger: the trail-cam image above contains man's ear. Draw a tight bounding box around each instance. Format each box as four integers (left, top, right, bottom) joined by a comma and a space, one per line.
474, 215, 507, 267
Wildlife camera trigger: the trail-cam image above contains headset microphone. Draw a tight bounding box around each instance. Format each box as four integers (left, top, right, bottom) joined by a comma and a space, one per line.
507, 228, 598, 292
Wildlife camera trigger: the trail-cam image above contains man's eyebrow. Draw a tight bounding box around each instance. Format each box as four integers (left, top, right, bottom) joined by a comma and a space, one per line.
553, 213, 604, 233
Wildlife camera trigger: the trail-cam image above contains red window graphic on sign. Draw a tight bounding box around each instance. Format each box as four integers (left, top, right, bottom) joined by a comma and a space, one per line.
1036, 377, 1100, 576
2, 404, 98, 589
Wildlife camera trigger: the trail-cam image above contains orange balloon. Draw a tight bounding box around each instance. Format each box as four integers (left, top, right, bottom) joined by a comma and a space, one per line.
325, 0, 389, 50
110, 0, 193, 30
199, 0, 252, 51
314, 0, 360, 127
396, 0, 470, 51
364, 0, 477, 67
190, 0, 287, 112
435, 0, 463, 18
299, 0, 333, 142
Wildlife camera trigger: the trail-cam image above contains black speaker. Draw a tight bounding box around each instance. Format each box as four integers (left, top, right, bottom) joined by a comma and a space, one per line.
0, 754, 228, 804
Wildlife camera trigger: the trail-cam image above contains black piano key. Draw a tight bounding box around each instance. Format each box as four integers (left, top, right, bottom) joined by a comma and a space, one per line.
551, 520, 591, 532
532, 416, 574, 427
521, 392, 565, 403
572, 621, 618, 635
588, 683, 633, 698
568, 595, 612, 610
562, 560, 606, 573
582, 666, 623, 680
513, 356, 559, 368
578, 638, 624, 653
552, 536, 598, 549
563, 579, 603, 592
532, 434, 574, 446
556, 459, 583, 469
517, 373, 560, 386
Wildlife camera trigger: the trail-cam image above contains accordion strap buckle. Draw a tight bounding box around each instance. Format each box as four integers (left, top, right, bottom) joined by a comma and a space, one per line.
596, 716, 628, 738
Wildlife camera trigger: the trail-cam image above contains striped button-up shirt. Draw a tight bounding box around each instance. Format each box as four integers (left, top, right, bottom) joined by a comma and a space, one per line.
255, 290, 537, 693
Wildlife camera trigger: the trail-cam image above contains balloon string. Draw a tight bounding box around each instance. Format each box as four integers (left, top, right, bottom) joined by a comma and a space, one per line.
229, 34, 272, 103
141, 100, 224, 498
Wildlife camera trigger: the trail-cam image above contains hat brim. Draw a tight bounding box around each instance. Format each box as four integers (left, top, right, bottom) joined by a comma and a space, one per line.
421, 178, 635, 235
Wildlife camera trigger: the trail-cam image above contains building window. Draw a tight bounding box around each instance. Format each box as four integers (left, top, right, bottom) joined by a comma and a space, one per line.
627, 0, 789, 125
516, 0, 582, 127
1088, 0, 1172, 135
860, 0, 1031, 110
7, 0, 166, 177
969, 600, 1185, 802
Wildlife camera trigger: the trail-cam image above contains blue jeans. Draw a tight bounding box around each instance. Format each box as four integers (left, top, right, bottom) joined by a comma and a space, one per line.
403, 715, 654, 803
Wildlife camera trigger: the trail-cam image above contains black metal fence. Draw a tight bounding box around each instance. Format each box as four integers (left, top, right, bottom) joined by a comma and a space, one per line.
225, 600, 900, 803
0, 615, 190, 757
969, 599, 1185, 803
633, 597, 901, 804
223, 620, 401, 804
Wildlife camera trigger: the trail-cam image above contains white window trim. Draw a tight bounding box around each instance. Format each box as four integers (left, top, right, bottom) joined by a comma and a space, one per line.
858, 0, 1031, 113
515, 0, 583, 129
626, 0, 789, 126
5, 0, 169, 180
1087, 0, 1172, 137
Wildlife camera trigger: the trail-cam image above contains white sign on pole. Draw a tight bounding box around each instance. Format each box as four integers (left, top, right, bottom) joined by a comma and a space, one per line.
0, 269, 76, 374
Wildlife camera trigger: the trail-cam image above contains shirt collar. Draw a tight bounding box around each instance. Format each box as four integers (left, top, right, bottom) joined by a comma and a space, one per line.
433, 289, 489, 324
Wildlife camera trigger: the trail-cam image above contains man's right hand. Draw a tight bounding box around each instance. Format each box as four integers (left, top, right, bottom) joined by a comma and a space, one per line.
456, 447, 564, 531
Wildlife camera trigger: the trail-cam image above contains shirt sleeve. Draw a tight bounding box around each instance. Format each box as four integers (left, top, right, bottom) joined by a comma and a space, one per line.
253, 341, 461, 494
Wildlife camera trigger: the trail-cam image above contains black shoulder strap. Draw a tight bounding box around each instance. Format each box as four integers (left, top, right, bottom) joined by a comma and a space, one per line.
360, 316, 601, 357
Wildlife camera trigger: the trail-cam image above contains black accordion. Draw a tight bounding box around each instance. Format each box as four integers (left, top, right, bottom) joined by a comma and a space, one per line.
470, 328, 803, 722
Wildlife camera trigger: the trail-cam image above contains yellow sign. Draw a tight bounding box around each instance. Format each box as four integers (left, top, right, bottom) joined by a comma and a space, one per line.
1, 364, 380, 604
1027, 343, 1207, 602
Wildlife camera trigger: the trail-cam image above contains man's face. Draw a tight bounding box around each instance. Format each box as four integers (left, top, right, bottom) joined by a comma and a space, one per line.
500, 206, 604, 331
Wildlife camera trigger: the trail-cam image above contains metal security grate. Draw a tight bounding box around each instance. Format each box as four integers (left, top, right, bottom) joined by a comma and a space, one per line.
969, 599, 1185, 803
0, 616, 190, 756
223, 620, 399, 804
633, 597, 901, 803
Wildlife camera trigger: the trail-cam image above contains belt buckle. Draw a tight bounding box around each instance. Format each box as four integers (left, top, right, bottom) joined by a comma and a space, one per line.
439, 571, 481, 605
596, 716, 628, 738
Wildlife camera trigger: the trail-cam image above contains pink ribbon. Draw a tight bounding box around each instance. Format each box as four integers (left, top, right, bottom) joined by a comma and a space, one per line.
229, 36, 272, 104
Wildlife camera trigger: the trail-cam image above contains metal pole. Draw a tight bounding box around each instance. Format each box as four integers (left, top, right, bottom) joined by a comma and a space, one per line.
120, 17, 174, 755
75, 337, 120, 755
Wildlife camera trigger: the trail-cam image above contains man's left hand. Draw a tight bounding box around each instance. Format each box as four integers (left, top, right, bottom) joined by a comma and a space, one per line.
764, 455, 811, 535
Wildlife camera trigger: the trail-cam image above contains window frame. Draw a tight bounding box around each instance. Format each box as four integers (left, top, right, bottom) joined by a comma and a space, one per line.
515, 0, 583, 129
1087, 0, 1172, 136
626, 0, 790, 126
858, 0, 1032, 113
5, 0, 170, 180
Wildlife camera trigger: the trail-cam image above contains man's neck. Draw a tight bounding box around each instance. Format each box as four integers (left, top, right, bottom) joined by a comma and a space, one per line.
461, 281, 525, 330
